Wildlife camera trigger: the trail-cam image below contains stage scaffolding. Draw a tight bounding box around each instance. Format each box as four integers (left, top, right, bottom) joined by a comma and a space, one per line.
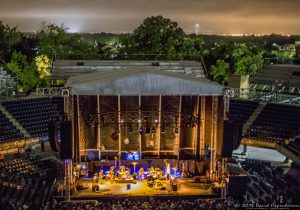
61, 67, 226, 184
66, 95, 225, 167
57, 62, 231, 196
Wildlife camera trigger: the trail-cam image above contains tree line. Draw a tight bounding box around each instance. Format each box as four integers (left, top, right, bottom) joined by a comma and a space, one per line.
0, 16, 299, 93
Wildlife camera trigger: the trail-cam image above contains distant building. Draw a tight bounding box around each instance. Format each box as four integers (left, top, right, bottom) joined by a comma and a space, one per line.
284, 44, 296, 56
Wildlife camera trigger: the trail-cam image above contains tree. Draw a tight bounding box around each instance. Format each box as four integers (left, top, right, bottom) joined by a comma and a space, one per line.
6, 52, 40, 93
36, 22, 71, 59
230, 43, 263, 75
36, 21, 96, 60
34, 54, 51, 86
210, 60, 229, 85
296, 45, 300, 58
0, 21, 22, 64
206, 42, 263, 85
119, 16, 192, 59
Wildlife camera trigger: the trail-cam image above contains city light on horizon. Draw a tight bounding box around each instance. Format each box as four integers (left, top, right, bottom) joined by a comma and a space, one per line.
0, 0, 300, 35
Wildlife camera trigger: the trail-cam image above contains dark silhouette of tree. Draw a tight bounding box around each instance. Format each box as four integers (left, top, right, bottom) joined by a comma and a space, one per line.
119, 16, 196, 60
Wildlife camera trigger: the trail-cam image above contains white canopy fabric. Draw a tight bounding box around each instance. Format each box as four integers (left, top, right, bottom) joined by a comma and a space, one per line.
52, 60, 206, 80
65, 67, 224, 95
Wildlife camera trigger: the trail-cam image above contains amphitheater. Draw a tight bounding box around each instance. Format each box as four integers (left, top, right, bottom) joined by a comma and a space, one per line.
0, 61, 300, 209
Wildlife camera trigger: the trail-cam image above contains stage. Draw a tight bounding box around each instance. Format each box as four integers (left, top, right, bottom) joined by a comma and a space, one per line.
56, 65, 230, 199
74, 177, 213, 197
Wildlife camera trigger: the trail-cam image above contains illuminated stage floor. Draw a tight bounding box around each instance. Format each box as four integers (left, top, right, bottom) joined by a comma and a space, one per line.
75, 178, 213, 197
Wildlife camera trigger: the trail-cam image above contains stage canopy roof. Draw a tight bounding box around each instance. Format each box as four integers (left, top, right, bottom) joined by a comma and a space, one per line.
65, 66, 224, 95
52, 60, 206, 81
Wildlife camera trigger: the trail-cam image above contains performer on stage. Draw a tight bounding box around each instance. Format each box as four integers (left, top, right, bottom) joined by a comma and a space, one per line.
138, 168, 144, 180
93, 173, 97, 183
109, 166, 115, 183
98, 170, 104, 184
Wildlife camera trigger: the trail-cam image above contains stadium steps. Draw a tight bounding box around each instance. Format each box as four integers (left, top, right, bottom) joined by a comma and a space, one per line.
0, 104, 31, 138
275, 143, 300, 166
0, 67, 16, 97
242, 103, 267, 134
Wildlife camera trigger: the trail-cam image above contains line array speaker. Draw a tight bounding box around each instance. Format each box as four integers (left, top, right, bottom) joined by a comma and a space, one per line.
60, 121, 73, 159
48, 121, 59, 152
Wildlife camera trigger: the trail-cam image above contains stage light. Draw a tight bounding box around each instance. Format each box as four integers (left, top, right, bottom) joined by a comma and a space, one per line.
172, 167, 178, 177
100, 114, 106, 126
111, 128, 119, 140
175, 127, 179, 133
166, 163, 170, 178
161, 125, 166, 133
124, 138, 129, 145
100, 145, 105, 151
151, 126, 156, 133
139, 126, 143, 135
146, 126, 151, 134
132, 162, 138, 173
81, 164, 87, 170
128, 125, 133, 133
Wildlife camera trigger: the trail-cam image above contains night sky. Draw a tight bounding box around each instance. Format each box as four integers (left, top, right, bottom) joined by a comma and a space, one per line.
0, 0, 299, 34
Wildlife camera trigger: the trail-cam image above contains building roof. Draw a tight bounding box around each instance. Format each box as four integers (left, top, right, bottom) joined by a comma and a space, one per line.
65, 66, 223, 95
252, 64, 300, 88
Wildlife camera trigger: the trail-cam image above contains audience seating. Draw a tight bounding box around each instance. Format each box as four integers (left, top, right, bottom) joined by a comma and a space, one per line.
51, 97, 65, 117
44, 198, 238, 210
0, 110, 23, 142
241, 159, 300, 204
285, 136, 300, 156
0, 156, 54, 210
244, 103, 300, 142
228, 99, 259, 124
2, 97, 63, 138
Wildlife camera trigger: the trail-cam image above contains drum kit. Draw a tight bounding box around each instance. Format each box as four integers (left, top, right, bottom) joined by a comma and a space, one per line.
92, 165, 165, 186
146, 167, 164, 180
117, 166, 131, 179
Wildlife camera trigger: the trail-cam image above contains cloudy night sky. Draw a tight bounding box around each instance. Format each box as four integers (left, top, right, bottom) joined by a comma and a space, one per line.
0, 0, 299, 34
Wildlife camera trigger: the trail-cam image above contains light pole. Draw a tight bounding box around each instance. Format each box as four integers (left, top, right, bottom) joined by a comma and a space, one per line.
132, 162, 138, 173
172, 167, 178, 178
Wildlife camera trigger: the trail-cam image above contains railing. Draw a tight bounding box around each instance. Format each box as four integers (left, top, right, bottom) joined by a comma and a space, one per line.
227, 87, 300, 104
55, 53, 206, 61
36, 87, 69, 96
263, 58, 300, 65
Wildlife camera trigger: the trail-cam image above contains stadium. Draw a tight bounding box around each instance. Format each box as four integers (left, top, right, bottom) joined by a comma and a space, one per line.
1, 57, 300, 209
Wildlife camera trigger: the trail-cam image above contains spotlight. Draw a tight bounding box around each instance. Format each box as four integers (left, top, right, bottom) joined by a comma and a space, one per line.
124, 138, 129, 145
128, 125, 133, 133
100, 145, 105, 151
139, 127, 143, 135
111, 129, 119, 141
161, 125, 166, 133
90, 121, 95, 128
146, 126, 151, 134
175, 127, 179, 133
101, 115, 106, 127
152, 126, 156, 134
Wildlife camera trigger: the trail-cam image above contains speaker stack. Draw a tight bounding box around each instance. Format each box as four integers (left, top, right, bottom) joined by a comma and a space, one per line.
60, 121, 73, 160
48, 121, 59, 152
